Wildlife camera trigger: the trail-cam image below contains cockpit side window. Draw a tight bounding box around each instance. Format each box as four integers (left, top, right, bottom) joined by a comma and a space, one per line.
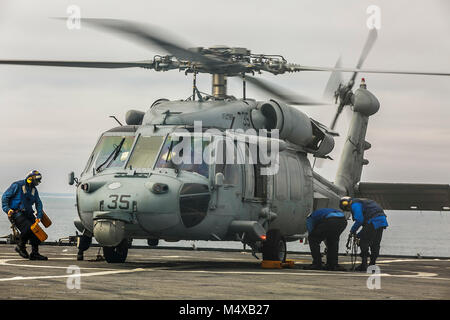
83, 135, 135, 174
106, 137, 135, 169
155, 135, 210, 178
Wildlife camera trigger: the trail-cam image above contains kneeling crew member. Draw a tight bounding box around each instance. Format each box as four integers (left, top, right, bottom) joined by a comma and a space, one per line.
305, 208, 347, 270
340, 197, 388, 271
1, 170, 48, 260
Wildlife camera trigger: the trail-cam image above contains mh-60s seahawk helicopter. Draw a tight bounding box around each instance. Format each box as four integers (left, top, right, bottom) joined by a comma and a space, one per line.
2, 19, 450, 263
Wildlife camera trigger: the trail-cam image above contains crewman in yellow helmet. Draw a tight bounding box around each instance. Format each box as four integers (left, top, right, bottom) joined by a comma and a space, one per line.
2, 170, 48, 260
340, 196, 388, 271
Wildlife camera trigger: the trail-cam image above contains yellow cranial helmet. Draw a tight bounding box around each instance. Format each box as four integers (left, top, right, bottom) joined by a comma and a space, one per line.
26, 170, 42, 185
339, 196, 352, 211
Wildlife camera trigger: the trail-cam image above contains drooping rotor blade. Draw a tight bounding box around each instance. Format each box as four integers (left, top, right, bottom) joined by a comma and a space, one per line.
323, 56, 343, 100
78, 18, 228, 70
245, 75, 326, 106
0, 59, 154, 69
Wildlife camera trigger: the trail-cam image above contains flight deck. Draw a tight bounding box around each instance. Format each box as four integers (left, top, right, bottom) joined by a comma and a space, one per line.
0, 244, 448, 300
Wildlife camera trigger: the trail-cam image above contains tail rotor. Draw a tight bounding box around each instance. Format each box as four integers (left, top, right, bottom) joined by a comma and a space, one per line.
326, 29, 378, 130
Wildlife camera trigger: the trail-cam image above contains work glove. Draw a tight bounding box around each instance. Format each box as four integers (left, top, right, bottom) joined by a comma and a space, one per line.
7, 209, 16, 218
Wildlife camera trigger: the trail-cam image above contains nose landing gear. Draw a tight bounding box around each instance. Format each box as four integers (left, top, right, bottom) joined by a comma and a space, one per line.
103, 238, 130, 263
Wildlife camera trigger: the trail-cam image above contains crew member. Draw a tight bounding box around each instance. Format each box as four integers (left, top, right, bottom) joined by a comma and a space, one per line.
305, 208, 347, 271
340, 197, 388, 271
1, 170, 48, 260
77, 233, 92, 261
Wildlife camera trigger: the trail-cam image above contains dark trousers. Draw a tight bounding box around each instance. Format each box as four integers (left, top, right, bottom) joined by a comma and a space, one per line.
358, 223, 384, 265
78, 234, 92, 253
12, 212, 41, 250
308, 218, 347, 267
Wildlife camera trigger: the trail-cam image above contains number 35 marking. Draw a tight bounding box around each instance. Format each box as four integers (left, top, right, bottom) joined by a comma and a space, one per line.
107, 194, 131, 210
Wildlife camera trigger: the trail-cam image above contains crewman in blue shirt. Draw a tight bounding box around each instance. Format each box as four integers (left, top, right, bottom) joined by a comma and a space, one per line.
340, 197, 388, 271
2, 170, 48, 260
305, 208, 347, 271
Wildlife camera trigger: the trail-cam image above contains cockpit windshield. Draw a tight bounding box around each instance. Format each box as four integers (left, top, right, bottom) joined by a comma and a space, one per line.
84, 135, 135, 174
155, 135, 211, 178
126, 135, 165, 169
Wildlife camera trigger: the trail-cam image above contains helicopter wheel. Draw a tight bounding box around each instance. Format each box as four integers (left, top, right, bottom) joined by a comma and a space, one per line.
103, 238, 129, 263
262, 229, 287, 262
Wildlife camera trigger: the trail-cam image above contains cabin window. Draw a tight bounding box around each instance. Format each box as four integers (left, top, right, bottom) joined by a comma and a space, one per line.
237, 143, 255, 199
127, 136, 165, 169
254, 164, 267, 199
287, 156, 302, 200
275, 155, 288, 200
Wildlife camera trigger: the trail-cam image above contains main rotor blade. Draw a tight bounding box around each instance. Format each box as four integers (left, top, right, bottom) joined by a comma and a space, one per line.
0, 59, 154, 69
289, 65, 450, 77
245, 75, 326, 106
79, 18, 226, 69
323, 56, 343, 100
350, 28, 378, 84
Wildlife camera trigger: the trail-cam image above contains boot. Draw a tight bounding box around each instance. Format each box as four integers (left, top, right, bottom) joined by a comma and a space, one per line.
325, 264, 347, 272
77, 249, 84, 261
303, 260, 323, 270
355, 257, 368, 272
15, 244, 29, 259
29, 245, 48, 261
303, 263, 323, 270
369, 256, 377, 266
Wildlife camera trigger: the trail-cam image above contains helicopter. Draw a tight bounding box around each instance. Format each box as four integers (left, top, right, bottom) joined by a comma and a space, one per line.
1, 19, 449, 263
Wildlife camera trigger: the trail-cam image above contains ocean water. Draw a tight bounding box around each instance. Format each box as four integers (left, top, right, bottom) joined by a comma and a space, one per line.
1, 195, 449, 257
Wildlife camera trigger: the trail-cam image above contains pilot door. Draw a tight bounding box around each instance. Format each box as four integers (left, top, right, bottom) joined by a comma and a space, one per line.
209, 136, 244, 218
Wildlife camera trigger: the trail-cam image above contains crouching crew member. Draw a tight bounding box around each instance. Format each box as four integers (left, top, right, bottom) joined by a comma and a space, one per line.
305, 208, 347, 271
1, 170, 48, 260
340, 197, 388, 271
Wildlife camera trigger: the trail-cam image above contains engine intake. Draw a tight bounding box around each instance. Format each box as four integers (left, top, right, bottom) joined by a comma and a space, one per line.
251, 100, 335, 156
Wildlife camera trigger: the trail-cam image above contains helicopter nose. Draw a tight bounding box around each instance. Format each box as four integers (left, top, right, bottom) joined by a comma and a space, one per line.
77, 174, 183, 246
134, 178, 183, 232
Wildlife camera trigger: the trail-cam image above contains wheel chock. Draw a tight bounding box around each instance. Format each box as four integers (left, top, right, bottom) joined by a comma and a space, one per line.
261, 259, 294, 269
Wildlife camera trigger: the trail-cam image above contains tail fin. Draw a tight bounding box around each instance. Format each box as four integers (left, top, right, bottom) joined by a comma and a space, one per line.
335, 85, 380, 195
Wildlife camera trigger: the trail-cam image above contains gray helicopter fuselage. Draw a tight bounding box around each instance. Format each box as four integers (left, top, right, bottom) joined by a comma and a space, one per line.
75, 99, 319, 247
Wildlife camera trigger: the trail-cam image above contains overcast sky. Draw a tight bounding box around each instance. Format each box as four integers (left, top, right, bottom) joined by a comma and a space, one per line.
0, 0, 449, 194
